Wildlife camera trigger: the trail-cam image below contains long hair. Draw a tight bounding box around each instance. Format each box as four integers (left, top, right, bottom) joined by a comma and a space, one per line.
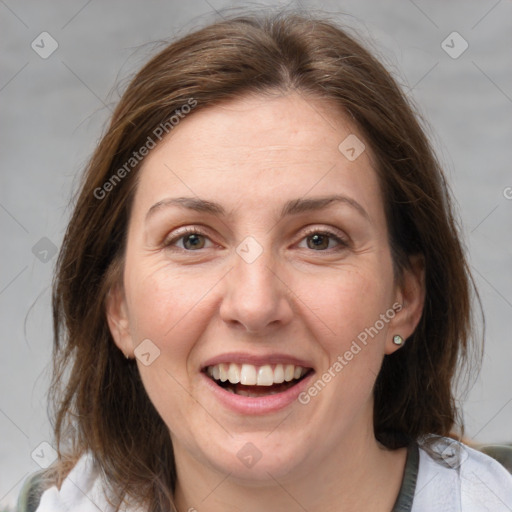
48, 9, 481, 510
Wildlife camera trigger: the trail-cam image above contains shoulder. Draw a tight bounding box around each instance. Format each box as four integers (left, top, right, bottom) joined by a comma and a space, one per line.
412, 435, 512, 511
17, 452, 100, 512
19, 451, 142, 512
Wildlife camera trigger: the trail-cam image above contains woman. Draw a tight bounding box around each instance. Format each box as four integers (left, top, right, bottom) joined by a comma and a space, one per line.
18, 9, 512, 512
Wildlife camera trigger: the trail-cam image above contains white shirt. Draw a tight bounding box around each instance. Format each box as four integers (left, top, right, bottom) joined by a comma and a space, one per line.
34, 453, 140, 512
34, 436, 512, 511
411, 435, 512, 511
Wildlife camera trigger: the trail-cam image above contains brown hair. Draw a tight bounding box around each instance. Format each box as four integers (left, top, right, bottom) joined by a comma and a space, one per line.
48, 9, 481, 511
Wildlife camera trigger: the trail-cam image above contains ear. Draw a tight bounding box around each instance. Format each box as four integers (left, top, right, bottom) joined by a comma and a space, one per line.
385, 254, 425, 355
105, 281, 134, 358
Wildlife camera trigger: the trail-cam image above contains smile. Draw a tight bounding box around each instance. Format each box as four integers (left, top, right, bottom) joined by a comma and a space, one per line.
203, 363, 313, 398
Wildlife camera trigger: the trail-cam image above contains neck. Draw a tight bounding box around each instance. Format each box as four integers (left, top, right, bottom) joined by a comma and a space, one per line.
173, 426, 407, 512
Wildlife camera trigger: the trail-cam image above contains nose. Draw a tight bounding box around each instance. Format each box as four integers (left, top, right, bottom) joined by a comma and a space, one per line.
219, 242, 294, 335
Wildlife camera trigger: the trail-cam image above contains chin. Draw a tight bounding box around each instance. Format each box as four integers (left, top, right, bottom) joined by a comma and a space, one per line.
196, 431, 313, 483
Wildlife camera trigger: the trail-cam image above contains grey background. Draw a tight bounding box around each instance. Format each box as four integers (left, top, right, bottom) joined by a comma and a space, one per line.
1, 0, 511, 508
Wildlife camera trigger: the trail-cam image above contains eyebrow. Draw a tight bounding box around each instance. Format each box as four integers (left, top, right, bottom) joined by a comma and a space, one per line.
146, 194, 370, 222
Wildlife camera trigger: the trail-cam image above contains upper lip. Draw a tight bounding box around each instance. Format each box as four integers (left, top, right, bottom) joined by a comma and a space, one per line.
201, 352, 315, 371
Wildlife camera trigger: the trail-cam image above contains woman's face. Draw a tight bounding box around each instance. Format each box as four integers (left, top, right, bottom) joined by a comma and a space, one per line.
107, 92, 423, 483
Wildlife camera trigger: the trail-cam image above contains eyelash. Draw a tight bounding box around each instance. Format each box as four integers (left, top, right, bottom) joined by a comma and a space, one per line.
163, 226, 349, 253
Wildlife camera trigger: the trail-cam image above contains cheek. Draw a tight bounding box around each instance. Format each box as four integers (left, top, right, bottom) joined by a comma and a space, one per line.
125, 261, 206, 336
292, 266, 395, 435
123, 260, 218, 383
297, 264, 394, 347
123, 265, 212, 433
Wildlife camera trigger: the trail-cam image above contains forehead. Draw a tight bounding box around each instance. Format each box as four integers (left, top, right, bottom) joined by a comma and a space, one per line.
132, 92, 383, 224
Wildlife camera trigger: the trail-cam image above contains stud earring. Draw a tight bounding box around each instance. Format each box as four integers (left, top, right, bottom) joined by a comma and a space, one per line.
392, 335, 404, 346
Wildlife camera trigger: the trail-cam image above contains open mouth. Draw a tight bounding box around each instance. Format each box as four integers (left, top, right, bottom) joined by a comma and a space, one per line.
203, 363, 313, 397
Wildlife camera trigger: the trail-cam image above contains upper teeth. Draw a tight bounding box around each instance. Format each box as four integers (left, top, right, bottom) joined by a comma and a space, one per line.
206, 363, 308, 386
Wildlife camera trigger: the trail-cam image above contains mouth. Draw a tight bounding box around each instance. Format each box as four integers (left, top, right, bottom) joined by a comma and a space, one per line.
202, 363, 314, 398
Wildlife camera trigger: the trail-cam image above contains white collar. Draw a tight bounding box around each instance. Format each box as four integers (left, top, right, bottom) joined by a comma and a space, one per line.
36, 437, 512, 512
35, 452, 140, 512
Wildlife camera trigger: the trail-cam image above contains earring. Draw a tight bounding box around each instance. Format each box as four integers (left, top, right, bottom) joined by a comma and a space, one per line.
392, 335, 404, 346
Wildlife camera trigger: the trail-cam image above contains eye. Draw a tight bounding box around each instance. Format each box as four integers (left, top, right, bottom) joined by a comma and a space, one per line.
298, 228, 348, 251
163, 226, 349, 253
163, 227, 213, 251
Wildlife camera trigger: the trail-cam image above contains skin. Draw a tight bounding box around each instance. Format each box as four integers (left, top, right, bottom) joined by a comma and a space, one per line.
107, 92, 425, 512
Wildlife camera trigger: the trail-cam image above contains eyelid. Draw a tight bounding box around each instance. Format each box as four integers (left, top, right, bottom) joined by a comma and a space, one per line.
162, 225, 213, 248
300, 225, 349, 243
297, 226, 350, 251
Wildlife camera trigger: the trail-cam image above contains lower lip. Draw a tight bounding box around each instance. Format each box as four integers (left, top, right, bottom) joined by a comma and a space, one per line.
200, 371, 315, 415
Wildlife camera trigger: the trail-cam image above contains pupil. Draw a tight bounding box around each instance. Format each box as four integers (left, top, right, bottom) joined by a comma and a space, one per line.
185, 234, 203, 249
309, 234, 328, 250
